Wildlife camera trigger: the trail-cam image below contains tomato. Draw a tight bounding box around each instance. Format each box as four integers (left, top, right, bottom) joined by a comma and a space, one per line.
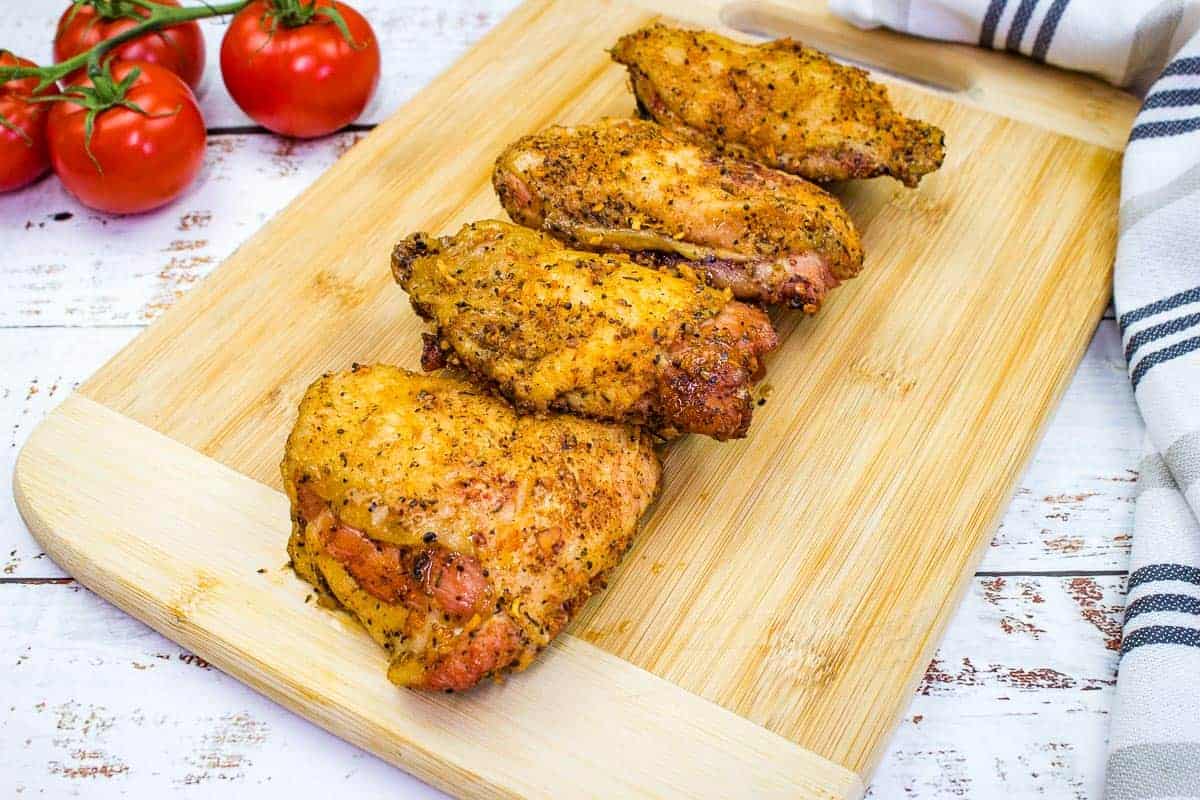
47, 61, 206, 214
220, 0, 380, 138
0, 53, 51, 192
54, 0, 205, 88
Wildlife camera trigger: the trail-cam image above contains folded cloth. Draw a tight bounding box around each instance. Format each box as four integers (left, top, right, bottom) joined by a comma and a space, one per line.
831, 0, 1200, 93
828, 1, 1200, 796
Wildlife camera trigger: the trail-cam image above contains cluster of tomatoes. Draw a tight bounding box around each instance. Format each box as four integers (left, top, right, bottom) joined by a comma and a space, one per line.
0, 0, 380, 213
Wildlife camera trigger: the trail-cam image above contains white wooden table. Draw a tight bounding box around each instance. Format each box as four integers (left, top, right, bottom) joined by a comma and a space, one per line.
0, 2, 1138, 797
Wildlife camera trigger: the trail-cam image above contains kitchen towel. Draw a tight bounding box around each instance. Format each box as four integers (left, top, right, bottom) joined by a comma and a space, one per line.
827, 1, 1200, 796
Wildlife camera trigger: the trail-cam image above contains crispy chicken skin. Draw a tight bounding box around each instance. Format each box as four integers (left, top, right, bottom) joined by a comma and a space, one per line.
611, 24, 945, 187
392, 220, 778, 440
494, 118, 863, 311
283, 365, 660, 691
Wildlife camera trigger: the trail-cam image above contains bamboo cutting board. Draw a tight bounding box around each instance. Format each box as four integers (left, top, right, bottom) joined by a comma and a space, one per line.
14, 0, 1137, 797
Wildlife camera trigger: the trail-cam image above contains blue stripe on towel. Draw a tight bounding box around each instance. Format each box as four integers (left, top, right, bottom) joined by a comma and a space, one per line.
1006, 0, 1039, 51
1130, 335, 1200, 390
979, 0, 1008, 46
1121, 624, 1200, 655
1129, 116, 1200, 141
1127, 563, 1200, 590
1031, 0, 1070, 60
1143, 88, 1200, 110
1124, 593, 1200, 623
1162, 56, 1200, 76
1118, 286, 1200, 334
1124, 311, 1200, 362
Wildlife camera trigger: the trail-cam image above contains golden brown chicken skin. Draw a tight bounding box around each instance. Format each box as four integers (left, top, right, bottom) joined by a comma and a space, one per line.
283, 365, 660, 692
494, 118, 863, 311
611, 24, 945, 187
392, 220, 778, 440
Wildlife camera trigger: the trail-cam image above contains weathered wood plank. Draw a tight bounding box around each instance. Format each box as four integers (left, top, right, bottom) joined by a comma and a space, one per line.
0, 574, 1122, 798
0, 1, 522, 128
0, 132, 364, 326
984, 320, 1140, 572
0, 140, 1120, 330
2, 581, 442, 797
871, 574, 1122, 798
2, 329, 134, 580
0, 319, 1139, 578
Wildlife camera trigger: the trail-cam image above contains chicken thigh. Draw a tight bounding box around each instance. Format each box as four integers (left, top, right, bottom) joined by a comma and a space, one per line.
494, 118, 862, 310
611, 24, 945, 187
283, 364, 661, 691
392, 220, 778, 440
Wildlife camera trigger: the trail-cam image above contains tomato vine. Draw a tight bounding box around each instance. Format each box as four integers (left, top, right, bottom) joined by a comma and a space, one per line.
1, 0, 252, 92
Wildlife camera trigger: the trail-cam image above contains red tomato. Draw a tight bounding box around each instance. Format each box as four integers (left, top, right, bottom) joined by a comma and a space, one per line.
0, 53, 51, 192
47, 61, 206, 214
220, 0, 380, 138
54, 0, 205, 88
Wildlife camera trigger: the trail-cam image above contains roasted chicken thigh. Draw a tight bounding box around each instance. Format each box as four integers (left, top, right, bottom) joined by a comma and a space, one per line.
611, 24, 945, 187
392, 220, 778, 440
283, 364, 661, 691
494, 118, 862, 310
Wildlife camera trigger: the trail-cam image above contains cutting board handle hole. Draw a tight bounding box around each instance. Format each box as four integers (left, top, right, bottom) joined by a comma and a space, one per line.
718, 0, 973, 94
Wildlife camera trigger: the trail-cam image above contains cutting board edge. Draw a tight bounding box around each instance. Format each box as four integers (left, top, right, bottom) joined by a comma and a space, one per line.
862, 276, 1114, 780
12, 393, 868, 800
19, 0, 1130, 790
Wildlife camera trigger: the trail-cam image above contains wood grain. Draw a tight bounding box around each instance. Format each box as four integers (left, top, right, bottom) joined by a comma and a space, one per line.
0, 132, 367, 327
11, 0, 1133, 796
15, 394, 864, 800
570, 98, 1121, 774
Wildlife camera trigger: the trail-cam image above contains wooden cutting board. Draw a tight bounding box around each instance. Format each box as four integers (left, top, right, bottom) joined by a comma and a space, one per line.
14, 0, 1137, 797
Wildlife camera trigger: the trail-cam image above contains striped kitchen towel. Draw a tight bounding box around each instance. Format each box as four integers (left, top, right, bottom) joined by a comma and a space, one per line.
828, 1, 1200, 796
